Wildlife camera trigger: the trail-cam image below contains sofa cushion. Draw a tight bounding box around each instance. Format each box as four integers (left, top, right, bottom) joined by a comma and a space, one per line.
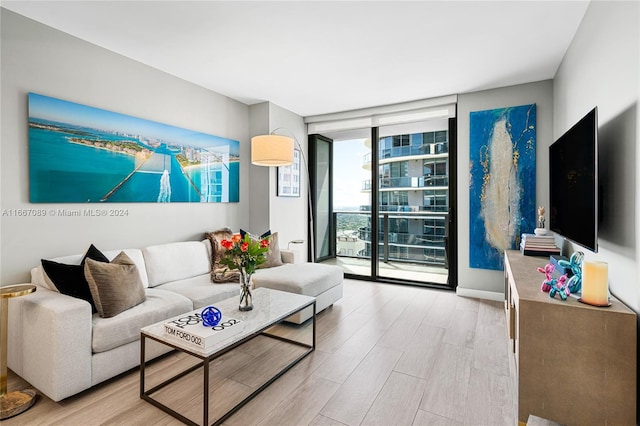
41, 244, 109, 313
85, 252, 147, 318
156, 274, 239, 309
253, 263, 343, 296
143, 241, 210, 287
91, 288, 192, 353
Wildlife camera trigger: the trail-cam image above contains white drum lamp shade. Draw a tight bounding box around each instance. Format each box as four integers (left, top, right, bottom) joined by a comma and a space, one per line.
251, 135, 294, 166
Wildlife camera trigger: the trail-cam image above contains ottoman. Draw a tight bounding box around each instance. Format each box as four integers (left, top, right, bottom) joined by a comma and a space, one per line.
253, 263, 344, 324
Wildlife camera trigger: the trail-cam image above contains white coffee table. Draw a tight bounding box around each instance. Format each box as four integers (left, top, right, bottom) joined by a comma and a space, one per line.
140, 287, 316, 426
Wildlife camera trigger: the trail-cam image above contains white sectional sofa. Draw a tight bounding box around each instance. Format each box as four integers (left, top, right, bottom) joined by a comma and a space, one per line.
7, 239, 343, 402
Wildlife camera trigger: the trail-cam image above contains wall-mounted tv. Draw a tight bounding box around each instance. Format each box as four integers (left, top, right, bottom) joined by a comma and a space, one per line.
549, 107, 598, 253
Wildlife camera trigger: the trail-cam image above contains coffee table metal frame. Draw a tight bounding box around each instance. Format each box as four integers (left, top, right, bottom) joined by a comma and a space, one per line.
140, 291, 316, 426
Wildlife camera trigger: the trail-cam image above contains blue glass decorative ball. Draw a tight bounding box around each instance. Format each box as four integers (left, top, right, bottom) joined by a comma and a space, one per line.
201, 306, 222, 327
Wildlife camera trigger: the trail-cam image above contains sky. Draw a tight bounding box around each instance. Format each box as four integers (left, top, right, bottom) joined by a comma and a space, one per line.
333, 138, 370, 209
28, 92, 239, 153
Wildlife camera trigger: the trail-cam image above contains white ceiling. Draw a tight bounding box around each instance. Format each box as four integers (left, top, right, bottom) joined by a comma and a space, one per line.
2, 1, 590, 117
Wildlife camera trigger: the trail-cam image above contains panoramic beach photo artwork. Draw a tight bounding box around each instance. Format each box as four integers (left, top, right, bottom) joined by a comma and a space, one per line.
28, 93, 240, 203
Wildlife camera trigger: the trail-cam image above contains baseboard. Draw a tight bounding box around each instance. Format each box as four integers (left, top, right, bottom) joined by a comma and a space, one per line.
456, 287, 504, 302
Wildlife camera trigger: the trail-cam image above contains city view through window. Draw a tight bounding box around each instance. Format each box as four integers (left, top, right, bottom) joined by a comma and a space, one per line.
332, 126, 449, 282
333, 139, 370, 258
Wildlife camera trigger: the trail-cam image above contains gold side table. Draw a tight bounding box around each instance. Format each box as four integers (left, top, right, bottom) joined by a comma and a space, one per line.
1, 284, 36, 420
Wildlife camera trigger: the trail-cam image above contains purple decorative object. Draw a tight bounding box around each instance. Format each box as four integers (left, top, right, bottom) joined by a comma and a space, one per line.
201, 306, 222, 327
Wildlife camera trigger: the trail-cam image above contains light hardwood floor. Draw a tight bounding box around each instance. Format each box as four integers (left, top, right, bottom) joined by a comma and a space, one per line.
5, 279, 516, 426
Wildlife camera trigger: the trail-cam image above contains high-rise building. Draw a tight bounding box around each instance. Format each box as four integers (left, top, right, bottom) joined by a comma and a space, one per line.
359, 130, 449, 267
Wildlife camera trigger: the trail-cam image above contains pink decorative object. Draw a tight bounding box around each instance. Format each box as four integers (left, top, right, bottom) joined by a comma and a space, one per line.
537, 263, 555, 292
537, 263, 570, 300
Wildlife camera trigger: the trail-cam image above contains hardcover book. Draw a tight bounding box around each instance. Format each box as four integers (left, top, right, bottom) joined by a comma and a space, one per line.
520, 233, 560, 257
163, 310, 243, 350
520, 242, 560, 257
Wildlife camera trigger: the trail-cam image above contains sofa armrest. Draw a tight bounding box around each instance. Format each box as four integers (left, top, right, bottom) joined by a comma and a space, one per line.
280, 249, 305, 264
8, 286, 93, 402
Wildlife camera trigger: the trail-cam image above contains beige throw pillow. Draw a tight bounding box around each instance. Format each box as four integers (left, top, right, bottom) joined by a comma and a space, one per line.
261, 231, 283, 268
240, 229, 283, 268
240, 230, 283, 269
84, 252, 146, 318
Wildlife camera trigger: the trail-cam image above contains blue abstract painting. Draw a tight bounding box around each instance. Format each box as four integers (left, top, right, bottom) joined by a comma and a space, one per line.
469, 104, 536, 270
29, 93, 239, 203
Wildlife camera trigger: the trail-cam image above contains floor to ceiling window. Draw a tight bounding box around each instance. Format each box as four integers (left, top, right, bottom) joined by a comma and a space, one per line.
306, 96, 457, 288
374, 120, 452, 284
309, 113, 456, 288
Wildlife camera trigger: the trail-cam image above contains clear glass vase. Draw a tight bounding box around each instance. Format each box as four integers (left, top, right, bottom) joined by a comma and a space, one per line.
238, 267, 253, 311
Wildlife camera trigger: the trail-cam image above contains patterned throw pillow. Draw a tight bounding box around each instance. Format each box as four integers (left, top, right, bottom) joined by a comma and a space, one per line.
204, 227, 241, 283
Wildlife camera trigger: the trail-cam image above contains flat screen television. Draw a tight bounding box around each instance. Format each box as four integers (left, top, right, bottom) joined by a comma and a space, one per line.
549, 107, 598, 252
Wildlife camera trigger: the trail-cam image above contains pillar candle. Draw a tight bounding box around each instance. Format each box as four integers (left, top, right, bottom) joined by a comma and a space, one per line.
581, 260, 609, 306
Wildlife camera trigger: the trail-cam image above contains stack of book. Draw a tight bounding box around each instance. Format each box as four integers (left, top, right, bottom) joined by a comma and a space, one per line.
163, 309, 243, 350
520, 233, 560, 257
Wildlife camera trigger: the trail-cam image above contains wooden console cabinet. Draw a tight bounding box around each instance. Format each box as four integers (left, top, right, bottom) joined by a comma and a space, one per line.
504, 250, 636, 425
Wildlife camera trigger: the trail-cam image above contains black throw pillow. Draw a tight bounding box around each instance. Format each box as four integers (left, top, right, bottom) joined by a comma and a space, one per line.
41, 244, 109, 313
240, 228, 271, 239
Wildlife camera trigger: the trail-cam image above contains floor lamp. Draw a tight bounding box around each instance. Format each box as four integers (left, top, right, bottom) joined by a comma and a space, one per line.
251, 128, 315, 263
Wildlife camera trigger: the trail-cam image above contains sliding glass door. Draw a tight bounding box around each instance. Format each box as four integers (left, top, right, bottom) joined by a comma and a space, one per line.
312, 129, 372, 275
309, 134, 334, 262
310, 117, 456, 288
375, 120, 453, 285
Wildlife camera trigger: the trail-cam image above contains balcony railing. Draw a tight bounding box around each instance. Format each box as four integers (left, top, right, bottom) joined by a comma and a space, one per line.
362, 142, 448, 165
359, 205, 449, 213
334, 211, 448, 267
357, 230, 445, 246
362, 175, 448, 190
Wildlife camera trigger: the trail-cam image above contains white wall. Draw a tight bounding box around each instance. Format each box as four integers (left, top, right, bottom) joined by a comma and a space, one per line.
248, 102, 271, 234
267, 103, 308, 258
553, 1, 640, 311
0, 9, 251, 284
248, 101, 307, 257
457, 80, 554, 294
